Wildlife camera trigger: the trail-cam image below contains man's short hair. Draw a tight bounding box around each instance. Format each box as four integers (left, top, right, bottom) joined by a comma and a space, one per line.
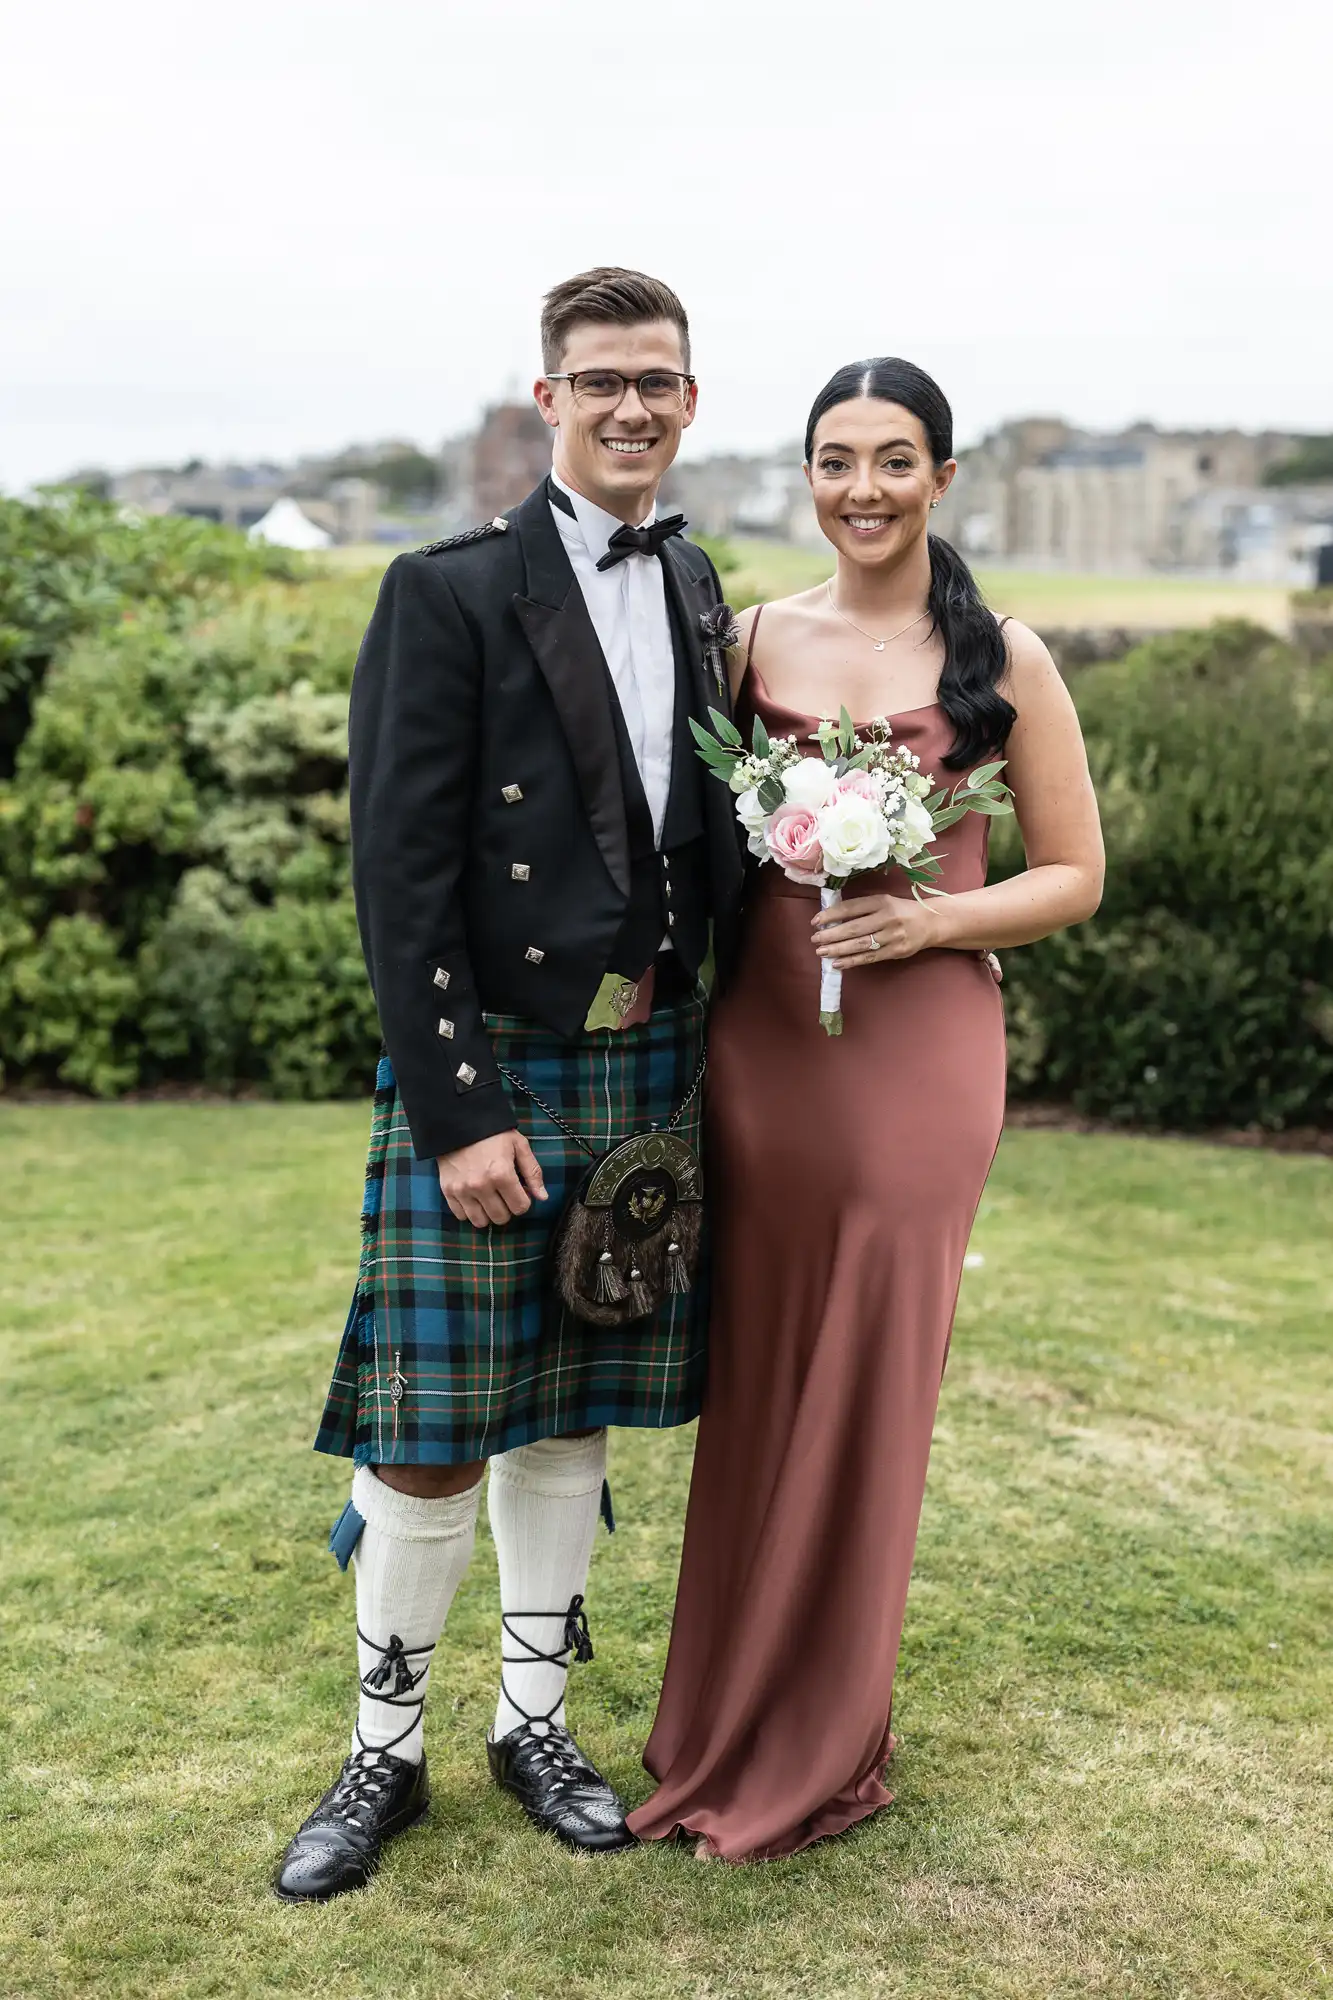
540, 266, 691, 372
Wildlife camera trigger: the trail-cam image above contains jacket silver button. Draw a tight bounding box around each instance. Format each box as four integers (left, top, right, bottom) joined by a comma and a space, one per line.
511, 863, 531, 881
525, 946, 545, 964
433, 968, 450, 991
457, 1062, 477, 1085
502, 785, 523, 804
437, 1018, 455, 1039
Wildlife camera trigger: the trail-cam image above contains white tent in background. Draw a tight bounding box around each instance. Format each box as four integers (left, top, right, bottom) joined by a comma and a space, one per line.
247, 498, 333, 550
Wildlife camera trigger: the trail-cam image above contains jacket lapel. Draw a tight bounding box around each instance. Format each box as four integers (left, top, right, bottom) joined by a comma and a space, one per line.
659, 540, 745, 911
659, 539, 731, 716
511, 484, 630, 900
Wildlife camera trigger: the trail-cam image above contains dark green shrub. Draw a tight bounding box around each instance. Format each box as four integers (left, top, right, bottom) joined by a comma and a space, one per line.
0, 532, 381, 1097
0, 490, 300, 777
996, 621, 1333, 1128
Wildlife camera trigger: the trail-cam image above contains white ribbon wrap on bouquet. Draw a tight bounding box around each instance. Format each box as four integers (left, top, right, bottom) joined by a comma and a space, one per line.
819, 885, 843, 1025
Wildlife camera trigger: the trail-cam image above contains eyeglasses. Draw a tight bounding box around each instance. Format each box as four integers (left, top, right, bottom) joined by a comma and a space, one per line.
546, 370, 695, 410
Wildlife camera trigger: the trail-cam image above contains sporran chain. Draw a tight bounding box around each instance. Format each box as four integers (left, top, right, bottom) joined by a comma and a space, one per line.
495, 1049, 706, 1158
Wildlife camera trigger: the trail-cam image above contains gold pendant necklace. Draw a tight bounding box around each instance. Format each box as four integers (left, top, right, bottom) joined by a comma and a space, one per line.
826, 582, 930, 653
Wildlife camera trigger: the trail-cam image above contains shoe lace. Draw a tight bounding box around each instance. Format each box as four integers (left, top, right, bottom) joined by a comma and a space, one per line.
512, 1722, 598, 1796
321, 1748, 403, 1829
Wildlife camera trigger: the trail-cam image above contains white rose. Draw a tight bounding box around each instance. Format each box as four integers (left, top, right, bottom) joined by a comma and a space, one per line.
781, 757, 839, 811
817, 792, 892, 876
890, 797, 935, 862
734, 787, 767, 834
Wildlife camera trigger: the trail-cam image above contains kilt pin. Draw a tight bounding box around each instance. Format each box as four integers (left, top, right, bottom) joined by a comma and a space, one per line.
317, 996, 709, 1467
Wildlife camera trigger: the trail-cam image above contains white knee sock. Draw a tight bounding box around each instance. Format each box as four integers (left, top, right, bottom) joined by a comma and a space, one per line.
488, 1430, 607, 1741
350, 1464, 480, 1766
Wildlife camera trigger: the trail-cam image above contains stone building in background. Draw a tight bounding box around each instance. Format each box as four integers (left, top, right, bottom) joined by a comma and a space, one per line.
468, 401, 552, 520
935, 420, 1328, 578
82, 406, 1333, 578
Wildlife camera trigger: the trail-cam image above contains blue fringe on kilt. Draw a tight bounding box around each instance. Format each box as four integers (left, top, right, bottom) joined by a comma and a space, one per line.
315, 994, 709, 1465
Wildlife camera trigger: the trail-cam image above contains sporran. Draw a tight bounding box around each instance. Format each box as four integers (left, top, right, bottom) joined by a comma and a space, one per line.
496, 1051, 706, 1327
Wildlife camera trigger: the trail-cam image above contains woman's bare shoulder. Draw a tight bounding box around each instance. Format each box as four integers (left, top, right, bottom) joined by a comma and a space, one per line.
996, 616, 1062, 696
737, 586, 826, 639
730, 594, 818, 695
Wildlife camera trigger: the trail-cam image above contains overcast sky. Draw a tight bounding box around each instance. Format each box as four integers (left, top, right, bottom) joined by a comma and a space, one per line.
2, 0, 1329, 490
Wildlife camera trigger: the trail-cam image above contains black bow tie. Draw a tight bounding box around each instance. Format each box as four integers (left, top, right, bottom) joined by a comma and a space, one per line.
595, 515, 687, 571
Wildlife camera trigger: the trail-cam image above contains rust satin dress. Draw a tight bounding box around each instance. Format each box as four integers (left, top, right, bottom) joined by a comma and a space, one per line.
627, 667, 1007, 1861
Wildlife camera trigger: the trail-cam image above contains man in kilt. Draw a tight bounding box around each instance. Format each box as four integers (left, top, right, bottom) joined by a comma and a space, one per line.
274, 268, 743, 1900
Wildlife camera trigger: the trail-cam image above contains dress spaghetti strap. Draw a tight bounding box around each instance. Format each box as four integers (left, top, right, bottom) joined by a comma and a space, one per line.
743, 604, 765, 686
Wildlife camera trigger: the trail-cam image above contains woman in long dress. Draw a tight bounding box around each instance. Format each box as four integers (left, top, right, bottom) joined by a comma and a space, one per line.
627, 358, 1104, 1861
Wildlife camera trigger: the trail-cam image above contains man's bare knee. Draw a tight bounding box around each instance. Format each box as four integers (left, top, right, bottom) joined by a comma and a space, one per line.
372, 1460, 485, 1499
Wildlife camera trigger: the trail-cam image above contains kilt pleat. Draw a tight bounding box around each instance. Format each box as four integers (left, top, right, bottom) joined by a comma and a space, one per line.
315, 995, 709, 1465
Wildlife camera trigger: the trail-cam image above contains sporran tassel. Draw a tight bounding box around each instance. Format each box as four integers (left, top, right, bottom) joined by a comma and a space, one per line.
626, 1261, 654, 1320
592, 1250, 628, 1306
666, 1232, 690, 1295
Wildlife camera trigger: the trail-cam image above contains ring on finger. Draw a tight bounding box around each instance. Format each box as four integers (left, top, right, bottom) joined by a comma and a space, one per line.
868, 934, 880, 953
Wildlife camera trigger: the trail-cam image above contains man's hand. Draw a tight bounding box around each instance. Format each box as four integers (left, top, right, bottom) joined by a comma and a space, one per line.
436, 1130, 548, 1229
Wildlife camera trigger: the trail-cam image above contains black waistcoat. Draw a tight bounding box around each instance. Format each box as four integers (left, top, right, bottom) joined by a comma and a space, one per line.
604, 576, 710, 981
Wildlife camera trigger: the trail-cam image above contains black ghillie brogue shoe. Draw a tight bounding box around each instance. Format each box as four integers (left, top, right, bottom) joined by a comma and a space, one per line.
487, 1719, 636, 1852
272, 1747, 430, 1902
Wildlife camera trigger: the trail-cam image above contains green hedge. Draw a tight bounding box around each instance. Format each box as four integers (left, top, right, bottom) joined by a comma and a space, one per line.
995, 620, 1333, 1129
2, 499, 1330, 1130
0, 496, 380, 1097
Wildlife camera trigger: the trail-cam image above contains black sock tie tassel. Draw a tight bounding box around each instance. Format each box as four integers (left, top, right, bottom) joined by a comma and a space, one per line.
354, 1627, 436, 1757
498, 1593, 595, 1728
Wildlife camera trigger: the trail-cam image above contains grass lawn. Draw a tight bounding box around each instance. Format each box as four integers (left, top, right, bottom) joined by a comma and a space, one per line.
2, 1108, 1330, 1998
326, 538, 1291, 637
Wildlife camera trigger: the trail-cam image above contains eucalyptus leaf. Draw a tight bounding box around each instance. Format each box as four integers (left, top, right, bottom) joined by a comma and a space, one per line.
708, 706, 744, 749
751, 713, 771, 759
757, 778, 786, 812
967, 759, 1007, 789
689, 715, 738, 758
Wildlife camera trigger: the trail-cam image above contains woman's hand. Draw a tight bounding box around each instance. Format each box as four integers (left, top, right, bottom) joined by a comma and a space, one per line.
812, 890, 946, 969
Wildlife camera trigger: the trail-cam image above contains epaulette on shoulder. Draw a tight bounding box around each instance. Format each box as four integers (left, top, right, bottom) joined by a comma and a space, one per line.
416, 516, 509, 556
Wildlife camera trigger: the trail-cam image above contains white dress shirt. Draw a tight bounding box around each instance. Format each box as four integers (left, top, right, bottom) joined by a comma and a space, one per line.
550, 469, 676, 848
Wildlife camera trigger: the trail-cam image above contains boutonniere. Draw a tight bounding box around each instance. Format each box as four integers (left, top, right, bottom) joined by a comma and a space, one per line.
699, 603, 741, 702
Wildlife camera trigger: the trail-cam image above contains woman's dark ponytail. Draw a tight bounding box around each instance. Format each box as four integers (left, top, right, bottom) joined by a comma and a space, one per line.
925, 532, 1015, 770
805, 358, 1016, 771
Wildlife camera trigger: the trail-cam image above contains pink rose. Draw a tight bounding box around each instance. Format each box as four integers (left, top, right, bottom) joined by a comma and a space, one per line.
835, 769, 878, 802
765, 802, 826, 884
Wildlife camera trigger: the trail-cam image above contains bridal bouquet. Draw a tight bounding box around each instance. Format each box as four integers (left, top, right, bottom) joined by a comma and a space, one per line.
691, 705, 1013, 1034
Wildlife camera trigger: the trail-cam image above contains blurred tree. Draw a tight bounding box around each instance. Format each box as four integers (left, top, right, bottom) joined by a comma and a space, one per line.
1262, 436, 1333, 486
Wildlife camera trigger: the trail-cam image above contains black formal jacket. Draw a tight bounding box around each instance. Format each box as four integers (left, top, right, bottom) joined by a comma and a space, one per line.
347, 479, 745, 1161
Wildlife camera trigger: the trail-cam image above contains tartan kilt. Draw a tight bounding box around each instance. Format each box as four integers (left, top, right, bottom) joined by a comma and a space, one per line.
316, 993, 709, 1465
